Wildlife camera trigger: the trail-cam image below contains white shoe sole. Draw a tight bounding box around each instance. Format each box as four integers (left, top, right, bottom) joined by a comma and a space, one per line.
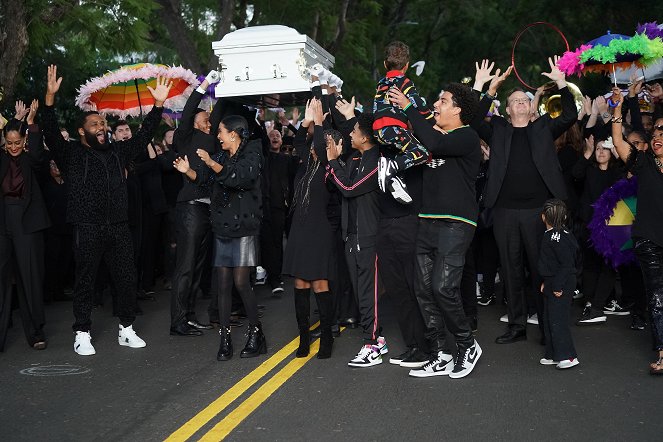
527, 318, 539, 325
603, 311, 630, 316
539, 358, 558, 365
556, 359, 580, 369
74, 347, 96, 356
400, 360, 429, 368
577, 317, 607, 324
389, 179, 412, 204
408, 368, 451, 377
119, 338, 146, 348
378, 157, 388, 192
499, 315, 508, 323
388, 357, 403, 365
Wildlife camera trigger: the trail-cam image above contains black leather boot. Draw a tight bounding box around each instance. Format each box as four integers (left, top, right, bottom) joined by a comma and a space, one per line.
315, 291, 334, 359
217, 326, 233, 361
240, 323, 267, 358
294, 288, 311, 358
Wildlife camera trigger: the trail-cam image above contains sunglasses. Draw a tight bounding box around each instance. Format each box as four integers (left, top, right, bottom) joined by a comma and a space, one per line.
654, 125, 663, 131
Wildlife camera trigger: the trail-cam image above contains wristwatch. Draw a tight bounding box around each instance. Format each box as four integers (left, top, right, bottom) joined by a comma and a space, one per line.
601, 112, 611, 119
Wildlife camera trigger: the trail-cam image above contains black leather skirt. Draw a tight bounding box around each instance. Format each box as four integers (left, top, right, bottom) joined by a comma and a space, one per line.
213, 235, 257, 267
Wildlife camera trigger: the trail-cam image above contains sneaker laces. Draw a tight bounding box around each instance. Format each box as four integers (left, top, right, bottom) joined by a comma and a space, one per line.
122, 326, 138, 339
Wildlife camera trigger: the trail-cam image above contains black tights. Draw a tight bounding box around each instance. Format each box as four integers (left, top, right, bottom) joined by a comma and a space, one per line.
217, 266, 259, 328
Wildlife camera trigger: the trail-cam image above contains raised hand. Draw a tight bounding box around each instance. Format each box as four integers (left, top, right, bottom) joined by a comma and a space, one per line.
387, 86, 410, 109
326, 134, 342, 161
311, 98, 328, 126
595, 95, 609, 116
277, 110, 290, 127
581, 95, 592, 117
612, 87, 625, 113
542, 55, 566, 86
487, 65, 513, 96
46, 65, 63, 99
26, 100, 39, 125
628, 73, 644, 97
583, 134, 595, 160
147, 76, 174, 107
335, 96, 356, 119
474, 59, 496, 90
14, 100, 28, 120
173, 155, 190, 173
291, 107, 300, 123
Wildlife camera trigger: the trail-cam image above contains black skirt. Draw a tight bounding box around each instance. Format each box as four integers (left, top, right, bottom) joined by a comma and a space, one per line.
214, 235, 257, 267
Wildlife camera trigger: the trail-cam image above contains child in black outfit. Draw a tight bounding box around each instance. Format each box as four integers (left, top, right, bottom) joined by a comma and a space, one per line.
538, 199, 580, 369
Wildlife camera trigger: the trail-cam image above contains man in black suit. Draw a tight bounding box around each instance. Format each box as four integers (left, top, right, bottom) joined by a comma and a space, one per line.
470, 57, 577, 344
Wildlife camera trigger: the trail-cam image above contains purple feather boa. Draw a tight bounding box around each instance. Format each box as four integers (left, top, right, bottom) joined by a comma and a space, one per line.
637, 22, 663, 40
588, 177, 638, 268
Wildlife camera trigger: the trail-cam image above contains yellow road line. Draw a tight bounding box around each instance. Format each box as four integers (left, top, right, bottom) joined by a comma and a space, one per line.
165, 322, 320, 442
199, 339, 322, 441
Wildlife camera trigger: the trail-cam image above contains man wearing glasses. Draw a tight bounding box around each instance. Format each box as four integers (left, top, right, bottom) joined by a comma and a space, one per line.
470, 57, 577, 345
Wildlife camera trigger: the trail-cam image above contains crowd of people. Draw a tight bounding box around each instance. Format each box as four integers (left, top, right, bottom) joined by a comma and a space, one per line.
1, 40, 663, 377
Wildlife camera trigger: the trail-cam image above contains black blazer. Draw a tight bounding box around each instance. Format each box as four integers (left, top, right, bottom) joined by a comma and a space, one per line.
471, 86, 578, 208
0, 125, 51, 234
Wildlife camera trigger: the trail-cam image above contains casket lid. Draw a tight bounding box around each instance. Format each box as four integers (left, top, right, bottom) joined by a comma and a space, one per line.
213, 25, 307, 49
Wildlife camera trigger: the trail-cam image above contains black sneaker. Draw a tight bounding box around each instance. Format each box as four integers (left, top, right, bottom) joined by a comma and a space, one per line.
581, 302, 592, 318
449, 340, 482, 379
630, 315, 647, 331
399, 348, 430, 368
388, 349, 413, 365
577, 309, 607, 325
477, 295, 495, 306
603, 300, 630, 316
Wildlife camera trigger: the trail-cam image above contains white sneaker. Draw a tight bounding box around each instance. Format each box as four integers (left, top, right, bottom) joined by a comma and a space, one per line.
74, 331, 96, 356
527, 314, 539, 325
255, 266, 267, 285
348, 345, 382, 367
408, 351, 454, 377
556, 358, 580, 369
118, 324, 146, 348
449, 341, 482, 379
499, 314, 508, 323
539, 358, 558, 365
378, 157, 399, 192
376, 336, 389, 355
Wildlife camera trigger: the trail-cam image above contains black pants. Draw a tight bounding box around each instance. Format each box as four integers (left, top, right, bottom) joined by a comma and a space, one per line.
476, 227, 500, 298
619, 263, 647, 319
72, 223, 136, 331
542, 278, 577, 361
170, 202, 211, 328
582, 230, 616, 311
493, 207, 544, 332
377, 215, 428, 352
634, 239, 663, 351
460, 234, 478, 319
331, 228, 357, 322
414, 219, 475, 352
345, 234, 379, 343
44, 229, 73, 302
0, 204, 46, 350
140, 208, 165, 291
261, 207, 286, 288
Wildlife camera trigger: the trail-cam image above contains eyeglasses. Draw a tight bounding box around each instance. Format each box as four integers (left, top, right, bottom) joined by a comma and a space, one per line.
509, 98, 530, 105
654, 125, 663, 131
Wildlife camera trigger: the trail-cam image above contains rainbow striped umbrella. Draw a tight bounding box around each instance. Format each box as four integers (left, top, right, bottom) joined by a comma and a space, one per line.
75, 63, 199, 118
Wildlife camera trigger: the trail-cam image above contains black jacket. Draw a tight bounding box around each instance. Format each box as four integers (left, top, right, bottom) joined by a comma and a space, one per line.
173, 90, 223, 203
0, 124, 51, 234
327, 144, 381, 248
537, 228, 578, 293
471, 86, 577, 208
200, 139, 263, 238
42, 104, 162, 225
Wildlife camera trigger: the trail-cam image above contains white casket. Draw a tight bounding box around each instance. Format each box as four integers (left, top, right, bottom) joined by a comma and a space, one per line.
211, 25, 334, 106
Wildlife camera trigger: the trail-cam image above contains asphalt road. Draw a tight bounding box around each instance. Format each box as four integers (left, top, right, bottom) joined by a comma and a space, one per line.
0, 279, 660, 441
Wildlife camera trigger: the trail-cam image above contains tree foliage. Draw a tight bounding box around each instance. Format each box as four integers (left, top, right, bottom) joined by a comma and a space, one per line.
1, 0, 659, 126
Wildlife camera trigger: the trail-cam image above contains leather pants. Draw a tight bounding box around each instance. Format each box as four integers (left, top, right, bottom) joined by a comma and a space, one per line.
634, 238, 663, 351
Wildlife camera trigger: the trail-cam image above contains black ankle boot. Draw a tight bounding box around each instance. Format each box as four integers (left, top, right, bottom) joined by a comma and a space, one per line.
315, 291, 334, 359
294, 288, 311, 358
217, 326, 233, 361
240, 323, 267, 358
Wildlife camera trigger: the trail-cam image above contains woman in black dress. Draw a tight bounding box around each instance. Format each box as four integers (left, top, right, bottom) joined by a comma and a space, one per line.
174, 115, 264, 361
0, 100, 50, 351
283, 99, 336, 359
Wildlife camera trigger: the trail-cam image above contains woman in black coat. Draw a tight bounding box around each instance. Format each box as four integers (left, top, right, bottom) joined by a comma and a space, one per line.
174, 115, 264, 361
0, 100, 50, 351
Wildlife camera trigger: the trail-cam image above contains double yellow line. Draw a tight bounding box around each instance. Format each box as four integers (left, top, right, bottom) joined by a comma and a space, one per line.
166, 322, 329, 441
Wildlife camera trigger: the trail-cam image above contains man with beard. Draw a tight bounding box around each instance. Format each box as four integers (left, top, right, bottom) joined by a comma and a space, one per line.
41, 65, 172, 355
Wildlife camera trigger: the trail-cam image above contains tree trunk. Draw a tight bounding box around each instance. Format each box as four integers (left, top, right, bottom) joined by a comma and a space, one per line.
327, 0, 351, 54
156, 0, 205, 74
0, 0, 29, 105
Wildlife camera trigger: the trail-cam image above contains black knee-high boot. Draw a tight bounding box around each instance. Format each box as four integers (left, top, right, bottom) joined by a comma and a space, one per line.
294, 288, 311, 357
315, 291, 334, 359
